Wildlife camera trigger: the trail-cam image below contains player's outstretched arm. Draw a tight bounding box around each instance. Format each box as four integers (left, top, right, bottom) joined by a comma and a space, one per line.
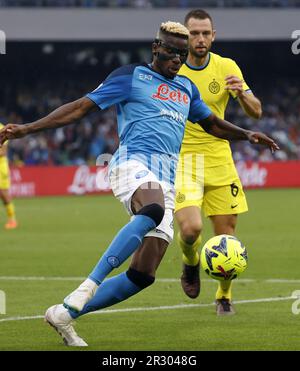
199, 113, 279, 152
0, 97, 96, 146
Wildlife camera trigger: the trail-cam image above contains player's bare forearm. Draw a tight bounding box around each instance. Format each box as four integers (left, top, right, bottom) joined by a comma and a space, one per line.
199, 114, 249, 141
238, 92, 262, 119
23, 97, 96, 135
199, 114, 279, 152
225, 75, 262, 119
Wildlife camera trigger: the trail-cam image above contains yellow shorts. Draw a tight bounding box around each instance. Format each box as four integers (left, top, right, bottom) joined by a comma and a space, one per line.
0, 157, 10, 190
175, 155, 248, 217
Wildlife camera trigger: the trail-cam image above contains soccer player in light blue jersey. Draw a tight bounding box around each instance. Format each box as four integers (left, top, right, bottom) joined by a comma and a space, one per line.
0, 21, 279, 347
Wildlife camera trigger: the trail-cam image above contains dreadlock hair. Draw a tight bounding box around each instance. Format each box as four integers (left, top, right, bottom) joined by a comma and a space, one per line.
156, 21, 189, 40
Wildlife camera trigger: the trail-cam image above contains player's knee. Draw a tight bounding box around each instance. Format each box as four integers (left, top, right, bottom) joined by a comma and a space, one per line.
126, 268, 155, 289
180, 221, 202, 244
137, 203, 165, 227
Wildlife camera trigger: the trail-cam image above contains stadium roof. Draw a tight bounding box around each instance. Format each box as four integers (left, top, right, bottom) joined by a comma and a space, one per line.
0, 8, 299, 40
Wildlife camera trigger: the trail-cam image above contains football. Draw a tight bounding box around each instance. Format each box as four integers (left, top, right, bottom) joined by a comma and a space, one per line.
200, 234, 248, 281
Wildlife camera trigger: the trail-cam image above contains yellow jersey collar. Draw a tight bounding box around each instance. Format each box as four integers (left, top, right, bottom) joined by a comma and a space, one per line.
185, 53, 211, 71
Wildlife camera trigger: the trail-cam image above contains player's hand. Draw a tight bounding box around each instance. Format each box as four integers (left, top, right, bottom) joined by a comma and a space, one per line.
0, 124, 28, 147
246, 131, 280, 153
225, 75, 244, 96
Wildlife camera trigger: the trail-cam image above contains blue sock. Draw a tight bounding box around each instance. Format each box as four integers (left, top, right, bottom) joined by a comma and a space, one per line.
89, 215, 156, 285
69, 272, 141, 319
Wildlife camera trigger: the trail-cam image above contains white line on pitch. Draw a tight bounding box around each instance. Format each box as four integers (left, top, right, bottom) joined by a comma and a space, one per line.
0, 276, 253, 283
266, 279, 300, 283
0, 276, 87, 281
0, 296, 294, 323
0, 276, 300, 283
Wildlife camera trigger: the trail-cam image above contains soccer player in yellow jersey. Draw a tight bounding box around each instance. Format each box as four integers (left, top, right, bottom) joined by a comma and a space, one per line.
175, 9, 262, 315
0, 123, 17, 229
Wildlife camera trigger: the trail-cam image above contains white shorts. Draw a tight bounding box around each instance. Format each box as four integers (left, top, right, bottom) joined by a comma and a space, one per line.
109, 160, 175, 243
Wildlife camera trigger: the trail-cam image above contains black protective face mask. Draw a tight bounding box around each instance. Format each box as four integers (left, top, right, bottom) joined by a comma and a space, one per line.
154, 39, 189, 64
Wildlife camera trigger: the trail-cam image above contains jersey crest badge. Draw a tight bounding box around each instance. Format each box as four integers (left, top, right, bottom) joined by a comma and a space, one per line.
208, 79, 220, 94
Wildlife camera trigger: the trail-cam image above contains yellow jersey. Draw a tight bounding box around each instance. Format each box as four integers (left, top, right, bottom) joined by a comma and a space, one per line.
0, 123, 8, 149
179, 52, 250, 167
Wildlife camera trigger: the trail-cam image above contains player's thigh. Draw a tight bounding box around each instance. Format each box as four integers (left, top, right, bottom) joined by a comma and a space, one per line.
0, 188, 10, 202
209, 214, 238, 236
110, 159, 175, 243
0, 162, 10, 191
130, 236, 169, 276
131, 181, 165, 214
0, 189, 5, 202
175, 206, 203, 240
203, 179, 248, 218
110, 160, 165, 214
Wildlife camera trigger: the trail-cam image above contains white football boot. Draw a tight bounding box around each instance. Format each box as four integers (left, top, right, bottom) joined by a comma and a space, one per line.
64, 278, 98, 313
45, 304, 88, 347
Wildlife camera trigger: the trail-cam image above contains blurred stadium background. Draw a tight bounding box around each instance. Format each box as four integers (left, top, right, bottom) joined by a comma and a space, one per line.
0, 1, 300, 351
0, 0, 300, 195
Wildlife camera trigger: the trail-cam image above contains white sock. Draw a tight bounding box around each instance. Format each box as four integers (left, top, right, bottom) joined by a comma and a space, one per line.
79, 278, 98, 292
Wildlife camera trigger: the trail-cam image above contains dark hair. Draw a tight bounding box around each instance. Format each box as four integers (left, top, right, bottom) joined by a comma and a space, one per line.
184, 9, 213, 28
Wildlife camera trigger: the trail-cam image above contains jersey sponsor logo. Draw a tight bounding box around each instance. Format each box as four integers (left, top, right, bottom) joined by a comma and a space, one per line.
208, 79, 220, 94
160, 109, 186, 124
152, 84, 189, 105
135, 170, 149, 179
231, 204, 238, 209
138, 73, 153, 81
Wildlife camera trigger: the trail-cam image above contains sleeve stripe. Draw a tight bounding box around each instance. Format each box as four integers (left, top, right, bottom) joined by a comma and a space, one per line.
233, 89, 252, 99
85, 94, 103, 110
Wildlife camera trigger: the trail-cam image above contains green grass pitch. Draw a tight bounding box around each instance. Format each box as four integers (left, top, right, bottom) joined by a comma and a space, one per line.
0, 189, 299, 351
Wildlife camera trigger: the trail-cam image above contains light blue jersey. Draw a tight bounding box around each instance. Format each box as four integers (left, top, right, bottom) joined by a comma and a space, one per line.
87, 63, 211, 184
